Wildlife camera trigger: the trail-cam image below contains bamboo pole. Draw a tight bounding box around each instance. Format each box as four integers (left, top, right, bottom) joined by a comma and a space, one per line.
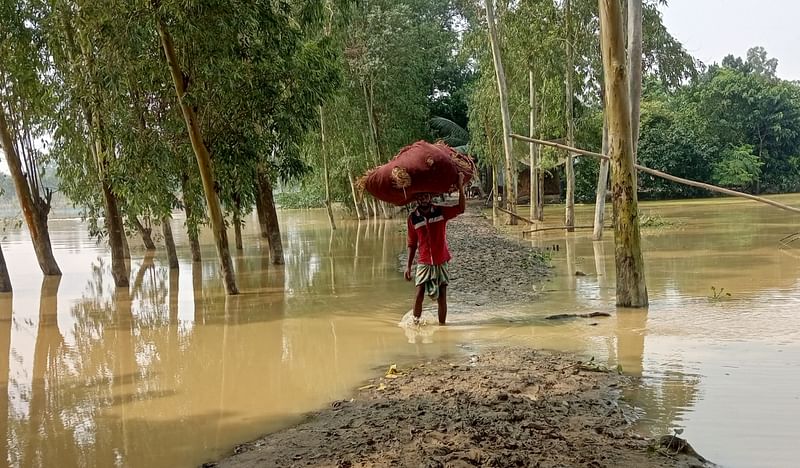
523, 224, 611, 234
509, 134, 800, 216
497, 206, 535, 225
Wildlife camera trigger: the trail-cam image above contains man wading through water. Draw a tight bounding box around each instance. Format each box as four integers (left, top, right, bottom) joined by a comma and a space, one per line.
404, 173, 466, 325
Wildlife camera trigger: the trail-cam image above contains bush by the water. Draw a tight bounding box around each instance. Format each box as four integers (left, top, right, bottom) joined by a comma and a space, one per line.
275, 190, 324, 209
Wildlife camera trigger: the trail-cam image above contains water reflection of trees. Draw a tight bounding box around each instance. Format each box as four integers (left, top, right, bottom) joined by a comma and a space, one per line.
615, 308, 702, 437
0, 256, 189, 466
1, 293, 11, 465
281, 218, 400, 295
0, 214, 406, 466
6, 277, 86, 466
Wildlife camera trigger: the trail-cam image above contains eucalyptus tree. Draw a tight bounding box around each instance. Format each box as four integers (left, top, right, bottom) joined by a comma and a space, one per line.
598, 0, 648, 307
38, 0, 132, 287
0, 1, 61, 276
592, 0, 696, 239
503, 0, 563, 221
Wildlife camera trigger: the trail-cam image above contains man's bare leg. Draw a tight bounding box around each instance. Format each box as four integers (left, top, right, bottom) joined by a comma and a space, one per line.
413, 285, 425, 320
437, 284, 448, 325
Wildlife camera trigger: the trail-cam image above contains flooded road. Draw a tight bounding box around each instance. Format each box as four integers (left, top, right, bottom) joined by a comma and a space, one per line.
1, 195, 799, 467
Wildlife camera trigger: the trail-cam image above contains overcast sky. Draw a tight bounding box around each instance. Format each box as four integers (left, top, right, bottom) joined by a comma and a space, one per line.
660, 0, 800, 80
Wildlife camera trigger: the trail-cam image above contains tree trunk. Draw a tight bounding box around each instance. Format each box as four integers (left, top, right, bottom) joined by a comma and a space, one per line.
598, 0, 648, 307
364, 82, 381, 164
348, 172, 366, 220
628, 0, 643, 157
98, 161, 129, 288
121, 230, 131, 259
133, 217, 156, 251
537, 169, 544, 221
156, 16, 238, 295
592, 115, 610, 241
254, 179, 269, 238
256, 169, 284, 265
529, 70, 540, 222
72, 16, 128, 287
0, 243, 11, 293
564, 0, 576, 232
363, 198, 371, 217
0, 106, 62, 276
379, 201, 391, 219
162, 216, 179, 269
320, 106, 337, 230
181, 175, 202, 262
233, 210, 243, 251
484, 0, 517, 225
491, 162, 499, 222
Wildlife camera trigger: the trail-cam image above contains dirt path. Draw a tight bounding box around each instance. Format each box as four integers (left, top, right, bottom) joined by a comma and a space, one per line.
211, 347, 708, 468
399, 203, 551, 306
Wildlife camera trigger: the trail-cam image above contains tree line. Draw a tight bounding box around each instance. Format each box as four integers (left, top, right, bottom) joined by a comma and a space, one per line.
1, 0, 342, 293
2, 0, 799, 296
295, 1, 800, 217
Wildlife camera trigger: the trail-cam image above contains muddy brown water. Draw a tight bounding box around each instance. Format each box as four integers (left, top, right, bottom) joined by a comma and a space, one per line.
1, 195, 800, 468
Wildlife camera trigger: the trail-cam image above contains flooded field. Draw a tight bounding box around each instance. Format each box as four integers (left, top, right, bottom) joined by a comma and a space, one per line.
1, 194, 799, 467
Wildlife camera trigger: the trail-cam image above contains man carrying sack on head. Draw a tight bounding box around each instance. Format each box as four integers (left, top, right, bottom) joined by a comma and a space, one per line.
403, 173, 466, 325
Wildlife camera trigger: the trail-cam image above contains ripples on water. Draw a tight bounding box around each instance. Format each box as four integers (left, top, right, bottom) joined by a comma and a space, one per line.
1, 196, 799, 467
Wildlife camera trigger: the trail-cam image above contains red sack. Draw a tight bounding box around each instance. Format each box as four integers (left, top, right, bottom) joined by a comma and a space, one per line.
359, 141, 476, 206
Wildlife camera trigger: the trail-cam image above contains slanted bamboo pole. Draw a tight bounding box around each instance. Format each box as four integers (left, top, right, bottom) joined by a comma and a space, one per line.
497, 206, 535, 225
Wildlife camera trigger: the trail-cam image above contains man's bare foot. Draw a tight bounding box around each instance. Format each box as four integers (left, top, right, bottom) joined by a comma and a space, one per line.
438, 322, 447, 326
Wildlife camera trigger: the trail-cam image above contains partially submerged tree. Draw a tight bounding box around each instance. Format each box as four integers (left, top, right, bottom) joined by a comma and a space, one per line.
598, 0, 648, 307
484, 0, 517, 224
0, 4, 62, 276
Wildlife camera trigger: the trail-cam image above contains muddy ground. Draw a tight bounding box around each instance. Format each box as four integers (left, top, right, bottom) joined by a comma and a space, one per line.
212, 348, 708, 468
210, 205, 711, 467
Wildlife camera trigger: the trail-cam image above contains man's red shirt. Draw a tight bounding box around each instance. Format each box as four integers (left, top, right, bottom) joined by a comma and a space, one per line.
407, 204, 461, 265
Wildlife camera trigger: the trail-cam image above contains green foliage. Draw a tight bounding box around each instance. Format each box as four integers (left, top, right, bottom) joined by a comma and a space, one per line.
275, 189, 326, 210
639, 212, 680, 229
429, 117, 470, 147
6, 0, 800, 244
636, 99, 716, 199
524, 249, 552, 268
712, 145, 763, 189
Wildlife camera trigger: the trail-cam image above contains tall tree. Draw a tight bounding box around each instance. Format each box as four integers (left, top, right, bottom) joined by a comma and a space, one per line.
598, 0, 648, 307
319, 106, 337, 230
484, 0, 517, 224
154, 12, 238, 295
49, 2, 130, 287
592, 111, 609, 240
628, 0, 643, 156
529, 69, 540, 222
0, 107, 61, 275
0, 4, 62, 276
564, 0, 576, 231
